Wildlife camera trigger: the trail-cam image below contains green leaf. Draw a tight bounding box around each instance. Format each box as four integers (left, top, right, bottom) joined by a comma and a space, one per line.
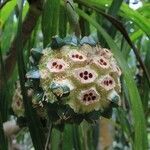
0, 45, 9, 122
51, 129, 61, 150
76, 8, 148, 150
65, 0, 81, 37
76, 0, 150, 88
78, 6, 90, 36
122, 29, 144, 58
62, 125, 73, 150
138, 3, 150, 18
117, 108, 133, 143
1, 13, 17, 53
16, 1, 46, 149
120, 2, 150, 36
42, 0, 60, 47
22, 1, 29, 19
130, 29, 144, 42
96, 0, 123, 46
72, 124, 81, 150
59, 6, 67, 38
0, 0, 17, 27
141, 40, 150, 113
76, 0, 150, 36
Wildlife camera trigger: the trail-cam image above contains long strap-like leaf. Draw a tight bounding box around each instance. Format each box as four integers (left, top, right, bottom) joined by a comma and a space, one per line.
75, 0, 150, 36
16, 1, 46, 150
42, 0, 60, 47
75, 0, 150, 88
76, 8, 148, 150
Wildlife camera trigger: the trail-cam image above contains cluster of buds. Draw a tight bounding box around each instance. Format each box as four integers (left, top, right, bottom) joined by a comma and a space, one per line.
12, 36, 122, 124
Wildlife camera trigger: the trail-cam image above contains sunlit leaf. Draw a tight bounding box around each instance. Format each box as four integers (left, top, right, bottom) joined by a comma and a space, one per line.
1, 0, 17, 27
75, 0, 150, 36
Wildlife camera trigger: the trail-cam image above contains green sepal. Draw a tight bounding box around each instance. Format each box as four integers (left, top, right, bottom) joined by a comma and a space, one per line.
107, 90, 120, 106
32, 88, 44, 104
70, 113, 84, 124
50, 35, 97, 49
56, 105, 83, 125
63, 35, 79, 46
80, 36, 97, 46
46, 103, 84, 125
57, 105, 72, 120
84, 110, 101, 123
30, 48, 43, 65
49, 82, 70, 98
101, 106, 113, 119
26, 78, 41, 91
110, 95, 120, 106
25, 79, 34, 88
61, 85, 70, 97
46, 103, 61, 123
51, 36, 65, 49
26, 67, 41, 79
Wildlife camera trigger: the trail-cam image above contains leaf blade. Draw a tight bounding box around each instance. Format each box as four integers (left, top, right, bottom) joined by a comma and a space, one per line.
76, 8, 148, 150
42, 0, 60, 47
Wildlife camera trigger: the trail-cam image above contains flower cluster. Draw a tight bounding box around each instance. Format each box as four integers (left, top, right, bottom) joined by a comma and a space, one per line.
12, 36, 122, 124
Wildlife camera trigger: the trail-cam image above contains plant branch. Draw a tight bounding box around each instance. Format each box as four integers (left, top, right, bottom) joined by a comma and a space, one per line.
65, 0, 81, 37
45, 123, 53, 150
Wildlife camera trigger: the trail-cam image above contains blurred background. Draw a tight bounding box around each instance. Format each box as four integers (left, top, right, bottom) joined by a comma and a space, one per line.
0, 0, 149, 150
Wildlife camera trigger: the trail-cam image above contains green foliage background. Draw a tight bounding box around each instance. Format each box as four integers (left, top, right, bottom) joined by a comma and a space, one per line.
0, 0, 149, 150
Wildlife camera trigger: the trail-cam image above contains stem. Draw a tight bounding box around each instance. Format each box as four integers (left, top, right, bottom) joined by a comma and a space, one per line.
64, 0, 81, 37
45, 123, 53, 150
